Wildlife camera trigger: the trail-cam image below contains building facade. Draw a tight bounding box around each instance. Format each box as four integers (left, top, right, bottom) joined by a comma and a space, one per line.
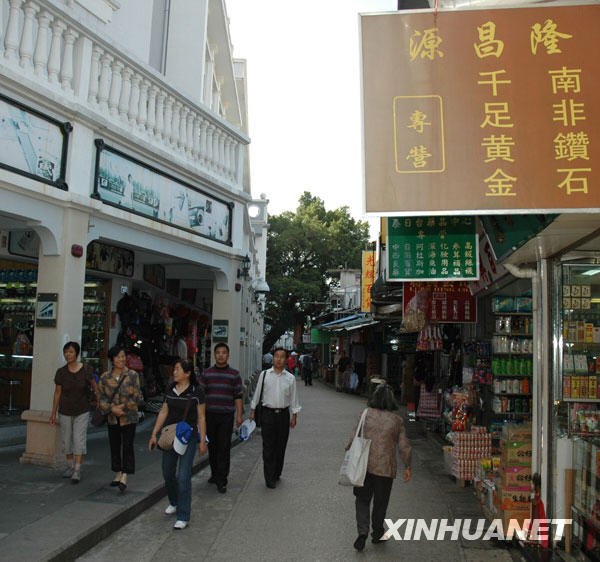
0, 0, 266, 466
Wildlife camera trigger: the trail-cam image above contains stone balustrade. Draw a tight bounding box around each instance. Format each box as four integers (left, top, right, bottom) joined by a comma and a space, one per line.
0, 0, 247, 190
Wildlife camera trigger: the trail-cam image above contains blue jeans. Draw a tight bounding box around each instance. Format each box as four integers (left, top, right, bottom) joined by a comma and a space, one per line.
162, 442, 196, 522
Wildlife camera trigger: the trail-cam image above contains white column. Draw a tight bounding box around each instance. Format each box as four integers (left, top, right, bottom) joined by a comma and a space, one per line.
21, 208, 89, 468
128, 73, 141, 125
4, 0, 24, 63
212, 128, 220, 171
178, 106, 189, 151
185, 109, 194, 157
171, 101, 181, 148
212, 263, 242, 370
87, 45, 103, 104
47, 20, 66, 84
199, 118, 208, 165
155, 91, 166, 140
19, 1, 40, 70
164, 96, 174, 146
96, 52, 113, 111
137, 78, 150, 130
60, 28, 79, 92
108, 59, 124, 116
205, 123, 214, 169
147, 86, 159, 136
191, 114, 200, 159
33, 10, 53, 77
118, 67, 132, 120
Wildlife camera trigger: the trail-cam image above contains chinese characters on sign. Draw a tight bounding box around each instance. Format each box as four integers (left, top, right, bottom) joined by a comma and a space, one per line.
361, 6, 599, 213
387, 216, 478, 281
404, 282, 477, 323
361, 251, 376, 312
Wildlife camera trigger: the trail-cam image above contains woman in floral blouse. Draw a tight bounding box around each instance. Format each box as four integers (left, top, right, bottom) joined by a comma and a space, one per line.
98, 345, 143, 492
346, 384, 412, 552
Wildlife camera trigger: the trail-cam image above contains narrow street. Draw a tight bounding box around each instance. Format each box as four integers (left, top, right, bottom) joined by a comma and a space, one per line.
79, 382, 521, 562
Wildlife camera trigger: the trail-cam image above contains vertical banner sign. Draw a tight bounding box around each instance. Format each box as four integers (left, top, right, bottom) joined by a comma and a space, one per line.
387, 216, 478, 281
361, 5, 600, 214
361, 251, 376, 312
469, 233, 509, 296
404, 282, 477, 323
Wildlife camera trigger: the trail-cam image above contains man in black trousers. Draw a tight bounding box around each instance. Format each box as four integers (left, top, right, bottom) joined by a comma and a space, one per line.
250, 348, 301, 488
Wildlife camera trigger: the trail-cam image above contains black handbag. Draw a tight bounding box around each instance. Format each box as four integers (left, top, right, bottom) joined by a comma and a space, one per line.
91, 373, 127, 427
254, 371, 267, 428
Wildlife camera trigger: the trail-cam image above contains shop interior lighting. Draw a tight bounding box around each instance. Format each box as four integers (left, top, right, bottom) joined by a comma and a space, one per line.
580, 269, 600, 276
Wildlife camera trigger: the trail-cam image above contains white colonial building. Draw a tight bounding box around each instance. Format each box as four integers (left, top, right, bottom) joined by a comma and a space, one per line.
0, 0, 267, 466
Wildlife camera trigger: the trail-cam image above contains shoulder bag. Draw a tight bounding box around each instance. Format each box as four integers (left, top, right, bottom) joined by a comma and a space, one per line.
254, 371, 267, 428
339, 408, 371, 487
158, 397, 192, 451
91, 373, 127, 427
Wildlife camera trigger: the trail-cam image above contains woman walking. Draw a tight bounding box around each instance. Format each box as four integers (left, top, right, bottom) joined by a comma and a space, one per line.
148, 359, 207, 529
49, 341, 96, 483
346, 384, 412, 551
98, 345, 143, 492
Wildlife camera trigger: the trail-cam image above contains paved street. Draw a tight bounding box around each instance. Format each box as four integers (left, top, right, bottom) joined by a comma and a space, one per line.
79, 382, 521, 562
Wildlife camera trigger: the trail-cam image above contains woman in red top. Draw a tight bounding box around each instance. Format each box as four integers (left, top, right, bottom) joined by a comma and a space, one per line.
287, 353, 296, 374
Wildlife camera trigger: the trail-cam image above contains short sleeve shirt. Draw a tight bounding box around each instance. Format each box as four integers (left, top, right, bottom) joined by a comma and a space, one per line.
54, 363, 94, 416
163, 384, 205, 429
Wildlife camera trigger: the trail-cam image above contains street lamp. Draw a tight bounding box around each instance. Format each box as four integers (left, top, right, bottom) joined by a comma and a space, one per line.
237, 254, 251, 279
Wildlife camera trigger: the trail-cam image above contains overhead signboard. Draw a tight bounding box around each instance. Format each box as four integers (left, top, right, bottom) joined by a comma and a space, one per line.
469, 233, 508, 296
387, 216, 478, 281
361, 5, 600, 214
404, 281, 477, 323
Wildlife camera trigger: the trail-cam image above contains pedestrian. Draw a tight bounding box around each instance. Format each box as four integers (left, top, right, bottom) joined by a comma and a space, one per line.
174, 331, 188, 361
98, 345, 144, 492
301, 352, 313, 386
199, 343, 243, 494
262, 349, 273, 370
49, 341, 96, 484
148, 359, 207, 530
287, 352, 296, 374
249, 347, 301, 488
347, 384, 412, 551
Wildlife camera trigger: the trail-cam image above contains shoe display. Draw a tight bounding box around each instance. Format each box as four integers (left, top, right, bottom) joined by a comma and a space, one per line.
62, 467, 74, 478
71, 469, 80, 484
354, 534, 367, 551
173, 520, 188, 530
217, 485, 227, 494
165, 504, 177, 515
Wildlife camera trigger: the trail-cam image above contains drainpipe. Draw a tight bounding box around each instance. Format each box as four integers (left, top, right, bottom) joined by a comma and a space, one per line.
504, 261, 550, 517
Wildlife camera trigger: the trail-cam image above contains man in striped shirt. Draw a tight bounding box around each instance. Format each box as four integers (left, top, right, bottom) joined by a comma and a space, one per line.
199, 343, 243, 493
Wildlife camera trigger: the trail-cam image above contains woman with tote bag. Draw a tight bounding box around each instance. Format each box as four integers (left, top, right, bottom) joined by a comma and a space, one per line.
345, 384, 412, 552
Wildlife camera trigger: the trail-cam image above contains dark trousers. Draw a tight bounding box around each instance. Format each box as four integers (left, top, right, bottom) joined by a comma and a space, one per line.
206, 411, 234, 486
303, 367, 312, 386
353, 472, 394, 538
107, 422, 136, 474
261, 407, 290, 484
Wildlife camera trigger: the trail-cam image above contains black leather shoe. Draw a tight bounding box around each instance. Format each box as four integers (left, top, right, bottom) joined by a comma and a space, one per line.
371, 533, 386, 544
118, 482, 127, 492
354, 534, 367, 551
110, 480, 120, 487
266, 481, 276, 489
217, 485, 227, 494
208, 476, 216, 484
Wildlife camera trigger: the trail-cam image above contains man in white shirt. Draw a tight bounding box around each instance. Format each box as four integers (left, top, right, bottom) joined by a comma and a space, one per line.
250, 348, 301, 488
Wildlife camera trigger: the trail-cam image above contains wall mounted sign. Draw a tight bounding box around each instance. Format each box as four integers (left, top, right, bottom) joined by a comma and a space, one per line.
387, 216, 478, 281
93, 140, 233, 244
469, 233, 509, 296
404, 282, 477, 324
361, 250, 376, 312
361, 5, 600, 214
8, 230, 40, 259
86, 241, 134, 277
143, 264, 165, 289
0, 93, 71, 189
36, 293, 58, 327
212, 320, 229, 342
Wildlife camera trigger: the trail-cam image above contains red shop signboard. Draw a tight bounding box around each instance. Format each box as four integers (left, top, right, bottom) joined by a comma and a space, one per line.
404, 281, 477, 323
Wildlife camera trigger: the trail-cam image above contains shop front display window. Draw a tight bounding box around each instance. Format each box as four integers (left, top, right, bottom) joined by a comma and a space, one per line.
553, 261, 600, 559
82, 279, 110, 375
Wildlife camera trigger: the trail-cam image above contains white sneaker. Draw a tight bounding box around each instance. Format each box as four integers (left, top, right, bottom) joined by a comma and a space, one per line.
173, 520, 188, 530
165, 504, 177, 515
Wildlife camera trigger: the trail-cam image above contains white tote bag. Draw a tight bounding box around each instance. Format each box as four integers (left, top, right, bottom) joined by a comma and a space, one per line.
339, 408, 371, 487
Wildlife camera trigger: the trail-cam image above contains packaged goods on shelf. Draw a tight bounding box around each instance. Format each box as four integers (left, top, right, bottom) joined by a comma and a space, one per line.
501, 423, 532, 441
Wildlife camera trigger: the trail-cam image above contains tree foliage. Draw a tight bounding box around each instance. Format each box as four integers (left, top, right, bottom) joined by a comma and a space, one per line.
263, 192, 370, 351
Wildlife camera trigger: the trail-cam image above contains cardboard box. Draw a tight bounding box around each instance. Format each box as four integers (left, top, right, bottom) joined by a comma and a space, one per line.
501, 423, 532, 441
500, 465, 532, 488
494, 485, 531, 511
501, 440, 533, 466
497, 508, 531, 533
